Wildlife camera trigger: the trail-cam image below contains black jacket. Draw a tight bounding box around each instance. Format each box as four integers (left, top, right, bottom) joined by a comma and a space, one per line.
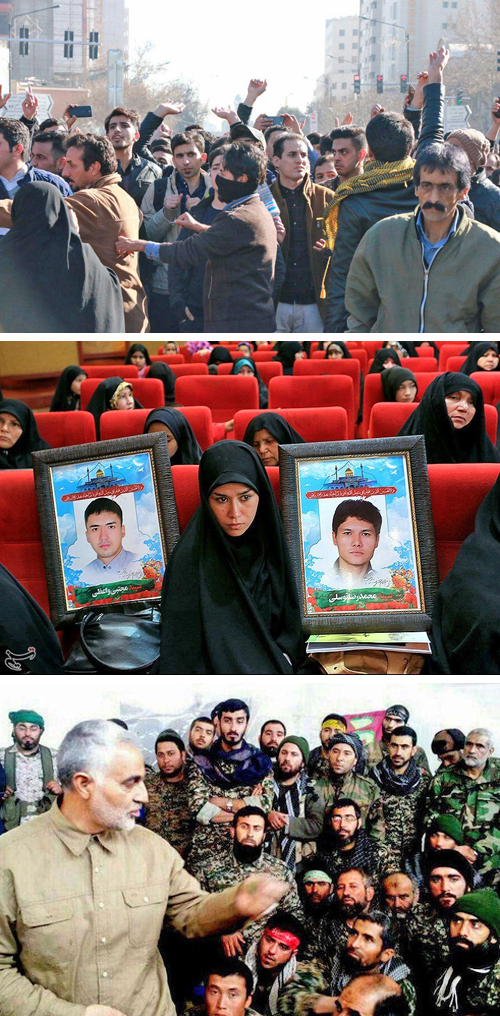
324, 82, 446, 333
169, 195, 222, 323
117, 153, 161, 207
469, 168, 500, 232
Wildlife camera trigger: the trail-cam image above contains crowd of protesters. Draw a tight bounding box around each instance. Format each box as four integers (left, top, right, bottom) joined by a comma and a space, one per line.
1, 45, 500, 333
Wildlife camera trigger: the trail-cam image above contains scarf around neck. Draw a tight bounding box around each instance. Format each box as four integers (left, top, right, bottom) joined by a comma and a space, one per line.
193, 738, 272, 789
323, 156, 415, 253
371, 754, 421, 796
245, 939, 297, 1015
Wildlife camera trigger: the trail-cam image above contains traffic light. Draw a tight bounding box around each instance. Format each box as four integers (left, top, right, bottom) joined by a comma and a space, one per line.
377, 74, 383, 94
19, 26, 29, 57
64, 29, 74, 59
497, 49, 500, 71
354, 73, 361, 94
457, 88, 463, 105
400, 74, 408, 94
89, 30, 99, 60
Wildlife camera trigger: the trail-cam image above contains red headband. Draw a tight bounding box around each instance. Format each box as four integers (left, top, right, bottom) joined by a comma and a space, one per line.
267, 928, 300, 950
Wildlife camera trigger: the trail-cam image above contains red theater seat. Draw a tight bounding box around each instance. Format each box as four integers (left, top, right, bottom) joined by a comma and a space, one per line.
312, 348, 369, 375
233, 407, 349, 443
367, 356, 437, 373
35, 411, 96, 448
0, 470, 50, 616
445, 356, 467, 372
269, 375, 356, 437
150, 354, 185, 364
83, 365, 139, 378
175, 375, 259, 424
362, 340, 384, 354
99, 406, 213, 450
368, 403, 416, 439
294, 357, 361, 401
80, 377, 165, 411
252, 350, 277, 361
168, 363, 209, 378
428, 463, 500, 580
469, 372, 500, 405
438, 343, 467, 370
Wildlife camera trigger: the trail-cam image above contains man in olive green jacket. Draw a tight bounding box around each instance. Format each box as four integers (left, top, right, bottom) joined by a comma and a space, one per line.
0, 720, 288, 1016
345, 141, 500, 333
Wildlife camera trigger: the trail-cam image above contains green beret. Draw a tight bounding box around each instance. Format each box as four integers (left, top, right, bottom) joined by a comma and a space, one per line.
278, 735, 310, 765
451, 889, 500, 939
9, 710, 44, 728
429, 814, 464, 845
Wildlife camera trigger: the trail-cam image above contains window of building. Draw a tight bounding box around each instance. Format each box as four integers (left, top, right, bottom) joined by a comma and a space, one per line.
353, 29, 358, 35
340, 29, 345, 35
443, 1, 448, 6
352, 43, 358, 49
452, 1, 457, 6
331, 82, 337, 90
342, 82, 347, 89
370, 53, 376, 61
442, 22, 447, 28
339, 43, 345, 49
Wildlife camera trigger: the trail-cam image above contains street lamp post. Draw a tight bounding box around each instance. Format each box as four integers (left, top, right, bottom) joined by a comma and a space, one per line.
360, 14, 410, 85
8, 4, 61, 91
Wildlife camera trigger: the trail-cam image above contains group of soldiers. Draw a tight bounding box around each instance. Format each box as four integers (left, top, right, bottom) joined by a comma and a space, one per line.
1, 701, 499, 1016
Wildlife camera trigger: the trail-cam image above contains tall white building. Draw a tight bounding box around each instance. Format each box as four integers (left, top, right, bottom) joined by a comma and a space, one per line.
357, 0, 489, 88
315, 16, 360, 107
7, 0, 128, 88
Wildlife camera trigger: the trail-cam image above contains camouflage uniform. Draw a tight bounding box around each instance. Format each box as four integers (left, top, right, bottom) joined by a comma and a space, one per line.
364, 739, 430, 773
307, 748, 330, 783
198, 851, 303, 947
372, 767, 430, 869
144, 770, 193, 858
186, 756, 275, 879
433, 958, 500, 1015
320, 829, 397, 885
301, 898, 337, 961
425, 758, 500, 887
308, 771, 386, 843
403, 900, 450, 1005
278, 954, 416, 1016
266, 770, 319, 870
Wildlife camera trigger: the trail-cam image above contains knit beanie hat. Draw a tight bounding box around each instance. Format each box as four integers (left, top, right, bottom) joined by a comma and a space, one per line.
451, 888, 500, 939
278, 735, 310, 765
448, 129, 490, 172
425, 848, 475, 887
155, 728, 185, 753
328, 731, 363, 761
429, 815, 465, 845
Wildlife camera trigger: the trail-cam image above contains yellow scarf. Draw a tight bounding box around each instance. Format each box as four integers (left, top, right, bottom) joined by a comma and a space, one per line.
323, 156, 416, 253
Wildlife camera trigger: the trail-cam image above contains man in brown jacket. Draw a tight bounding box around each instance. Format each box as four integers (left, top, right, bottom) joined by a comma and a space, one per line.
0, 719, 288, 1016
271, 133, 331, 330
0, 134, 148, 333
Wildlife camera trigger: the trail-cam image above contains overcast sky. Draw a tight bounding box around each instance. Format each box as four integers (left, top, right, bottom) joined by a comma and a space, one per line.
127, 0, 360, 127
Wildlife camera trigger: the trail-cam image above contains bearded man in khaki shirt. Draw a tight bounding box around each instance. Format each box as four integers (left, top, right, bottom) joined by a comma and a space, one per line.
0, 720, 288, 1016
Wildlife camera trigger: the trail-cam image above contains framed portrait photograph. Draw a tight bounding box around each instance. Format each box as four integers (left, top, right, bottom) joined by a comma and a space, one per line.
32, 433, 179, 627
280, 436, 439, 634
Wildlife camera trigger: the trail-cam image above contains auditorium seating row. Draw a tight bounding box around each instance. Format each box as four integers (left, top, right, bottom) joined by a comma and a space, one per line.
39, 369, 500, 449
1, 464, 498, 622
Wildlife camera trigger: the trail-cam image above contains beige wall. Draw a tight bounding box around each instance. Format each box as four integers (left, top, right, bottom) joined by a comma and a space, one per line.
0, 340, 79, 377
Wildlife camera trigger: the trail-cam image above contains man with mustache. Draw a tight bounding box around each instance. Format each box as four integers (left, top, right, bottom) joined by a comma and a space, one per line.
198, 806, 303, 955
345, 137, 500, 332
404, 851, 475, 1008
425, 728, 500, 889
432, 888, 500, 1015
0, 709, 61, 830
278, 910, 415, 1016
266, 736, 319, 872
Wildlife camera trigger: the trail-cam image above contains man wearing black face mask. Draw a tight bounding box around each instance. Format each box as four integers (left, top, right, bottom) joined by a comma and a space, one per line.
432, 889, 500, 1015
199, 806, 303, 957
115, 142, 277, 332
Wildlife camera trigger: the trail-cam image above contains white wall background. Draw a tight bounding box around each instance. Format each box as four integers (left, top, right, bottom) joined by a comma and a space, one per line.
1, 677, 498, 770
